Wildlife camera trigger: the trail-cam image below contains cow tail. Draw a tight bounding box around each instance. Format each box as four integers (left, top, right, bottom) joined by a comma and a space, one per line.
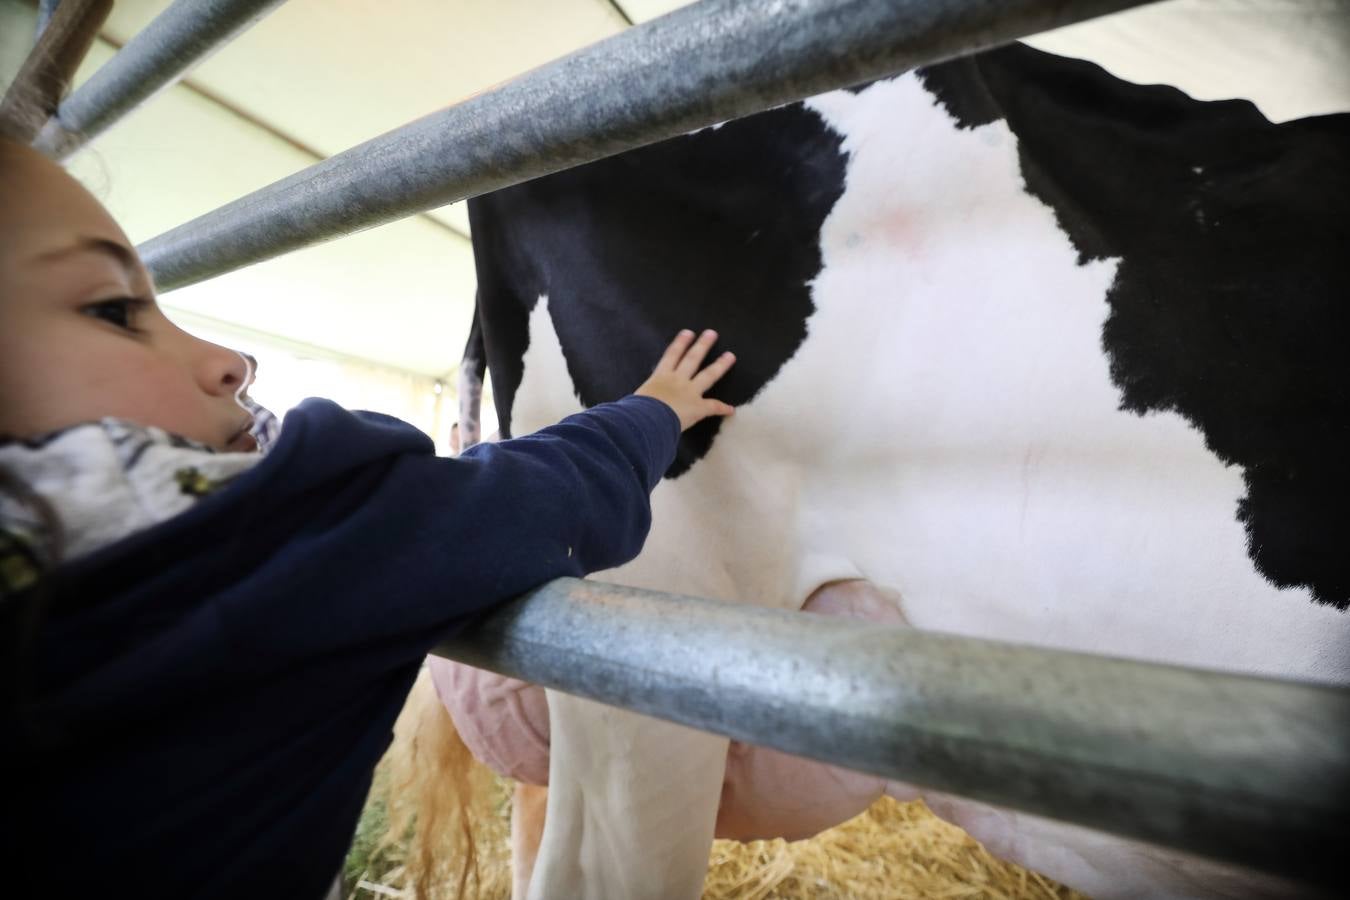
376, 667, 497, 900
456, 295, 487, 451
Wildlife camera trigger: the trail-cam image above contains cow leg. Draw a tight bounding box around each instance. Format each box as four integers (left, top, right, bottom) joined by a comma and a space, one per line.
457, 363, 484, 449
528, 691, 729, 900
511, 782, 548, 900
456, 296, 487, 449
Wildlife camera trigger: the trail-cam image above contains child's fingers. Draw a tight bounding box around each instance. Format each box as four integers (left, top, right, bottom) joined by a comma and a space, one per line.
676, 329, 719, 377
656, 329, 697, 373
693, 351, 736, 392
706, 399, 736, 417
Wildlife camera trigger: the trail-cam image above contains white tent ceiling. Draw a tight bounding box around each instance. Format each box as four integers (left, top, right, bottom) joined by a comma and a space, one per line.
3, 0, 1346, 379
3, 0, 632, 376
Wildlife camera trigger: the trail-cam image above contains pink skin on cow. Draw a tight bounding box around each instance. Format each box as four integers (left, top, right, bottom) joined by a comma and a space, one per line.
429, 578, 908, 892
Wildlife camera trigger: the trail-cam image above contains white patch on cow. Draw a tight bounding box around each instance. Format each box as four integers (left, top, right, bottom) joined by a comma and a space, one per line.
519, 74, 1350, 899
512, 297, 585, 436
456, 363, 483, 448
789, 76, 1348, 681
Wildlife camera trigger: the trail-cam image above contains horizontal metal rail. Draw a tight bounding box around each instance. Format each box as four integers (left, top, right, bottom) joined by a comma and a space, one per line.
434, 577, 1350, 890
139, 0, 1158, 291
33, 0, 289, 159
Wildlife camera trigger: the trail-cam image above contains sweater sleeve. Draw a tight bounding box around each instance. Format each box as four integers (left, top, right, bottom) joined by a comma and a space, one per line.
438, 394, 681, 592
212, 395, 682, 670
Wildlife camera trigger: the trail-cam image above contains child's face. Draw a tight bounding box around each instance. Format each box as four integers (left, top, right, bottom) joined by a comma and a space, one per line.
0, 142, 259, 450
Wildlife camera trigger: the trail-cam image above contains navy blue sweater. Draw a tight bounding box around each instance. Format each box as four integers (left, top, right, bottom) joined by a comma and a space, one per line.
3, 395, 680, 899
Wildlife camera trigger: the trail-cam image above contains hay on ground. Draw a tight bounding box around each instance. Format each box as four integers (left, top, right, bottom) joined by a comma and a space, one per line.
702, 796, 1083, 900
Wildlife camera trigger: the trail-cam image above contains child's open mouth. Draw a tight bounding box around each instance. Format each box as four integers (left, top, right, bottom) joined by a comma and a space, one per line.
225, 422, 258, 452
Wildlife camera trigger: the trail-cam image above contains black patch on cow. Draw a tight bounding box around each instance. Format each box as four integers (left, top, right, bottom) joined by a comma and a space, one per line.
915, 60, 1002, 128
920, 44, 1350, 609
468, 103, 847, 476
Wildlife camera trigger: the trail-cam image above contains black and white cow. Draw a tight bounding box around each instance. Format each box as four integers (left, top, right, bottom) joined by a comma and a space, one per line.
434, 37, 1350, 900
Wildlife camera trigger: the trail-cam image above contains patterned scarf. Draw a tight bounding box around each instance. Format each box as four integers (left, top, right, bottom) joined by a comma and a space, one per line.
0, 406, 279, 597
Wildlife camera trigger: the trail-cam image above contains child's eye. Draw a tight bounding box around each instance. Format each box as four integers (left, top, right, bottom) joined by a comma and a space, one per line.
82, 298, 145, 332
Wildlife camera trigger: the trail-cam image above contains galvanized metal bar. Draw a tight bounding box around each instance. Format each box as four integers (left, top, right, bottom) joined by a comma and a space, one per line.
139, 0, 1160, 291
32, 0, 289, 159
434, 577, 1350, 889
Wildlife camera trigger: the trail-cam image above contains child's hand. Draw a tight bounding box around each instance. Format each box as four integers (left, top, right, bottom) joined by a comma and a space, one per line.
636, 329, 736, 432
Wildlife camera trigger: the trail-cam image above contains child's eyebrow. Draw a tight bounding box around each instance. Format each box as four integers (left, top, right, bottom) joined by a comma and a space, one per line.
34, 236, 139, 275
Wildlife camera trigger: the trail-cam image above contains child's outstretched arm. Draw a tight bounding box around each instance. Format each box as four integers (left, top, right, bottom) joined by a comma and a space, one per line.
40, 330, 736, 676
186, 330, 737, 665
446, 328, 735, 595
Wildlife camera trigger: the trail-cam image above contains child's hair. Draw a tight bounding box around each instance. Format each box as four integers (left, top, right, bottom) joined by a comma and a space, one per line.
376, 669, 499, 900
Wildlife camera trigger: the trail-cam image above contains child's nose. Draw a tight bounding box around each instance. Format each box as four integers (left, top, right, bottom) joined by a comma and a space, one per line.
195, 340, 252, 397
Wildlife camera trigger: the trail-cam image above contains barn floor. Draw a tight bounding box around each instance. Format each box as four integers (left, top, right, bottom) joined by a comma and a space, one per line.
701, 797, 1082, 900
344, 756, 1086, 900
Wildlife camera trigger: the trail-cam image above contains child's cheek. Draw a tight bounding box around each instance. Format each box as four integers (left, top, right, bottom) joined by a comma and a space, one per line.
84, 350, 206, 436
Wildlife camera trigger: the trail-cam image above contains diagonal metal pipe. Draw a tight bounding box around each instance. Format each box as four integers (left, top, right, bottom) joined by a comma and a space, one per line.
139, 0, 1160, 292
33, 0, 289, 159
434, 577, 1350, 890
